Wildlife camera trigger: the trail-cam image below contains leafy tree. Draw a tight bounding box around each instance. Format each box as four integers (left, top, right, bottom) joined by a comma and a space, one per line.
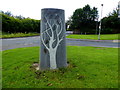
4, 11, 13, 17
15, 15, 25, 20
101, 9, 120, 33
70, 4, 98, 34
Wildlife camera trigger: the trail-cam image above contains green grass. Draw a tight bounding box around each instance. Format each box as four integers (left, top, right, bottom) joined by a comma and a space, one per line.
1, 31, 119, 40
67, 34, 119, 40
0, 32, 40, 38
2, 46, 118, 88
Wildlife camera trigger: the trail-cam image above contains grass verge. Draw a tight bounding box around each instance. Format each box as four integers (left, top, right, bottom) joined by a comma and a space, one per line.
67, 34, 119, 40
0, 32, 40, 38
2, 46, 118, 88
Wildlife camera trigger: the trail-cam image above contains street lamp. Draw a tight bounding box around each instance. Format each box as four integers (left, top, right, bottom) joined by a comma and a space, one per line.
118, 1, 120, 18
95, 16, 99, 35
98, 4, 103, 40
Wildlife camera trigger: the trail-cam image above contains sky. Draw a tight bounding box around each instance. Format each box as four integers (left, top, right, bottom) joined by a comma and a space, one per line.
0, 0, 119, 20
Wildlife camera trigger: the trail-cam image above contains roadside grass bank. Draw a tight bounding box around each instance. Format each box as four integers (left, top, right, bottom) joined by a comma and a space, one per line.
0, 32, 40, 38
1, 32, 119, 40
67, 34, 119, 40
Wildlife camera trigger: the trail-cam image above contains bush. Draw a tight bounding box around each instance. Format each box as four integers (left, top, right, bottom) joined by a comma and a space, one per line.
1, 12, 40, 33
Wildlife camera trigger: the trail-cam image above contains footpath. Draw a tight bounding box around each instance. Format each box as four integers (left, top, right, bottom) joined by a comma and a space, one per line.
67, 38, 120, 43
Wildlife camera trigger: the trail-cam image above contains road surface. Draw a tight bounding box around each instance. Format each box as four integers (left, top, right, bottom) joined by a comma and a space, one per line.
1, 36, 119, 51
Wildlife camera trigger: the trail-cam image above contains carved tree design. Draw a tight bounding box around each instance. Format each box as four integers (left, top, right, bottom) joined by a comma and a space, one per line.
41, 15, 64, 69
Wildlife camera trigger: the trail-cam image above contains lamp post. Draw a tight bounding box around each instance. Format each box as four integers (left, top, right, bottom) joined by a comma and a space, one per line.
95, 16, 99, 35
98, 4, 103, 40
118, 1, 120, 18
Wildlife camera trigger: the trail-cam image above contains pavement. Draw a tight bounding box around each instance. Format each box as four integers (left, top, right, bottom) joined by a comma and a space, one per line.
67, 38, 120, 42
1, 36, 119, 51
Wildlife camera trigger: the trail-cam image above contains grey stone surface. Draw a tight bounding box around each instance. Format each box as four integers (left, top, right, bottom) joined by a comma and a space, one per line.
40, 8, 67, 70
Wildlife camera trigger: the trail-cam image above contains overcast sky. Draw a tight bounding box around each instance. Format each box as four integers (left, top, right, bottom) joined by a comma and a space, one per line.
0, 0, 119, 20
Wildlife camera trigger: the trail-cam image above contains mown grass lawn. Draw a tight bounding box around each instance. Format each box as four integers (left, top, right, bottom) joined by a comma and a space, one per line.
2, 46, 118, 88
0, 32, 40, 38
67, 34, 119, 40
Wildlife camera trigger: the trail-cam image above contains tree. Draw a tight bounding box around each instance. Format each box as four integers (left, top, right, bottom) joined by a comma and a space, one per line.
101, 9, 120, 33
15, 15, 25, 20
4, 11, 13, 17
70, 4, 98, 34
41, 15, 64, 69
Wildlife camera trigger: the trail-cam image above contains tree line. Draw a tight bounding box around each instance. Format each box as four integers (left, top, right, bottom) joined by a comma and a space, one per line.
1, 4, 120, 34
67, 4, 120, 34
101, 10, 120, 34
1, 11, 40, 33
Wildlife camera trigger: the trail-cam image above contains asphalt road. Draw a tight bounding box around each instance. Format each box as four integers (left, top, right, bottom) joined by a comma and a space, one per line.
1, 36, 119, 51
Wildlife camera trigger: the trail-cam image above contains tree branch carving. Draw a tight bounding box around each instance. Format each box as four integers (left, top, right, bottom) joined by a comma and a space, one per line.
41, 15, 64, 69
